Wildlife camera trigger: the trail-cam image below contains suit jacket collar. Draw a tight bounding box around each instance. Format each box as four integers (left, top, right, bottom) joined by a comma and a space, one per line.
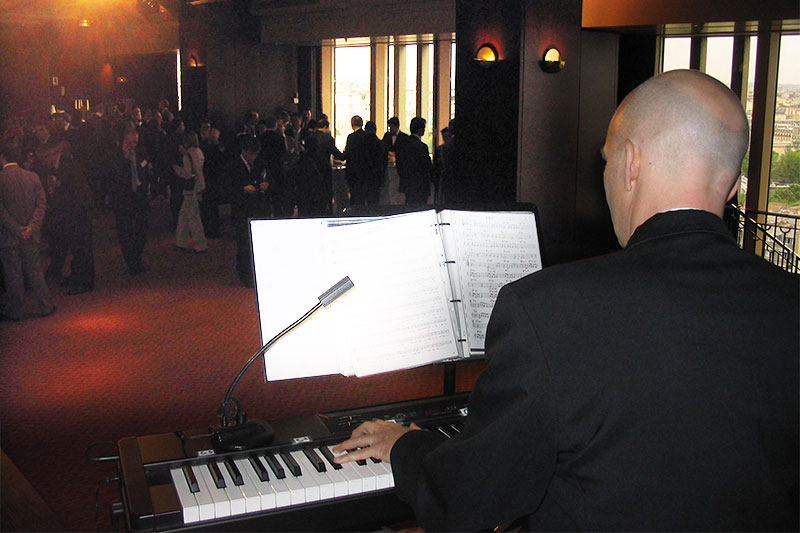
626, 209, 734, 250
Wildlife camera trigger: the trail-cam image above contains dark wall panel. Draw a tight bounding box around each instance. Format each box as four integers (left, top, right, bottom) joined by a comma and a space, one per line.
452, 0, 523, 205
576, 30, 619, 258
517, 0, 583, 265
617, 34, 656, 104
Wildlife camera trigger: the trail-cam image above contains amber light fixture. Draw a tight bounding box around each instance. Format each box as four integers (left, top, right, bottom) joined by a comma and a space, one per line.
540, 46, 565, 73
474, 43, 499, 67
79, 18, 90, 28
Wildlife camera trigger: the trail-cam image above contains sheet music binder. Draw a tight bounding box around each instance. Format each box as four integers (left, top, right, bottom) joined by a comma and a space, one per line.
249, 209, 542, 381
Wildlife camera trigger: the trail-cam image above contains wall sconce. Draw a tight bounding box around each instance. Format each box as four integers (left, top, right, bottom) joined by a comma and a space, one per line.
79, 18, 90, 28
474, 43, 499, 67
189, 55, 199, 67
540, 46, 565, 73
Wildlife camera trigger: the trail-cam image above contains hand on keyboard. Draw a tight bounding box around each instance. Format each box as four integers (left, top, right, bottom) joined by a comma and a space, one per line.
333, 420, 421, 463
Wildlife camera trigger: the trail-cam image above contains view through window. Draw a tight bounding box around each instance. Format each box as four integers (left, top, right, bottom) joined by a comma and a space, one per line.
662, 33, 800, 211
325, 34, 455, 155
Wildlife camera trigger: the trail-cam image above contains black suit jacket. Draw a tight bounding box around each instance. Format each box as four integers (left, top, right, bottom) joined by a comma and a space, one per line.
396, 135, 431, 196
391, 210, 799, 532
224, 155, 270, 221
108, 148, 149, 214
343, 129, 367, 181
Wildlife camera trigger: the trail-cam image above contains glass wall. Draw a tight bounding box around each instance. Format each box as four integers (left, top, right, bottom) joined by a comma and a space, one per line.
333, 42, 371, 149
768, 34, 800, 207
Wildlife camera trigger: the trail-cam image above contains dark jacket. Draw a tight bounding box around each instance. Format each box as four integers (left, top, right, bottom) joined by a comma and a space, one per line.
391, 209, 800, 532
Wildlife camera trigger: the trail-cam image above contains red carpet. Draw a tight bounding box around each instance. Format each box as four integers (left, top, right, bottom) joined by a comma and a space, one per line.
0, 201, 483, 532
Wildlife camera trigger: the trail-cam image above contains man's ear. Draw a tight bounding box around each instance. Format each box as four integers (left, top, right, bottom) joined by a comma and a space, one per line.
726, 175, 741, 202
624, 139, 640, 192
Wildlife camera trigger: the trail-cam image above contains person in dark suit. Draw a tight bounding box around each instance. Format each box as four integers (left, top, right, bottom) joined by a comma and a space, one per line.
381, 116, 409, 161
362, 121, 387, 205
108, 124, 150, 276
306, 119, 343, 210
225, 136, 269, 288
334, 70, 799, 531
397, 117, 433, 205
380, 116, 409, 205
259, 117, 290, 217
343, 115, 368, 206
39, 142, 94, 294
287, 134, 329, 217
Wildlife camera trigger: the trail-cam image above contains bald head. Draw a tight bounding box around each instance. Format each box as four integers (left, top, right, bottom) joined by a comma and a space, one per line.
602, 69, 749, 246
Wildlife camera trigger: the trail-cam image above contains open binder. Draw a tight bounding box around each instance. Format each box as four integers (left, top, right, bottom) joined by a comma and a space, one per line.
250, 209, 542, 381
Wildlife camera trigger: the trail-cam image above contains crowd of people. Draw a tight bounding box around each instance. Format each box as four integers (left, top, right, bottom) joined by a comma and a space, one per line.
0, 99, 456, 318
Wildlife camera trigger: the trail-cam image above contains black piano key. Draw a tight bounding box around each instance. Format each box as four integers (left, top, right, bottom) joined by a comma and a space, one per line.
434, 426, 452, 438
279, 451, 302, 477
438, 425, 458, 438
263, 453, 285, 479
181, 464, 199, 493
223, 457, 244, 486
318, 446, 343, 470
449, 423, 463, 434
370, 457, 382, 464
302, 447, 326, 472
356, 458, 367, 466
248, 454, 269, 482
453, 421, 465, 432
208, 461, 226, 488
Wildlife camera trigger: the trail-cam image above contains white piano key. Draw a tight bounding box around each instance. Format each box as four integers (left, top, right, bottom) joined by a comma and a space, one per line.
327, 446, 364, 494
266, 474, 292, 508
351, 458, 377, 492
232, 458, 264, 512
188, 466, 215, 521
368, 460, 394, 490
170, 468, 200, 524
382, 460, 395, 487
286, 451, 320, 502
195, 464, 231, 518
217, 460, 247, 515
273, 455, 306, 505
293, 450, 335, 500
238, 457, 277, 510
314, 448, 349, 497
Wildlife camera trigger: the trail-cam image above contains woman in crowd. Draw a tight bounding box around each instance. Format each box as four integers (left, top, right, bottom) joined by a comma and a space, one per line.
171, 131, 207, 253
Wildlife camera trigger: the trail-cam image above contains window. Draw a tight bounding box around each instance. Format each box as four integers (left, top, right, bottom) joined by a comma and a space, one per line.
662, 37, 690, 72
332, 39, 371, 149
768, 34, 800, 208
704, 37, 734, 87
323, 34, 455, 154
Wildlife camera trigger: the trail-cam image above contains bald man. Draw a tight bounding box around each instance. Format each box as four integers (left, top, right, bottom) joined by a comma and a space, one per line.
334, 70, 799, 531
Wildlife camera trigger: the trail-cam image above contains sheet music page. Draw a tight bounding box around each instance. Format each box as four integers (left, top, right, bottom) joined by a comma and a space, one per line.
250, 211, 459, 380
440, 210, 542, 353
251, 218, 348, 381
322, 210, 459, 377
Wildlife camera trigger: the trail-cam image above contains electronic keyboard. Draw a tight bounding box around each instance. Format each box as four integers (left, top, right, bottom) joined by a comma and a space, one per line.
114, 393, 469, 531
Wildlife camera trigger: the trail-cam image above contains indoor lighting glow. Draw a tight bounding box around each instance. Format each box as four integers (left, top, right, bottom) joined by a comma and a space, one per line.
79, 18, 90, 28
176, 49, 182, 111
474, 43, 498, 66
540, 46, 565, 73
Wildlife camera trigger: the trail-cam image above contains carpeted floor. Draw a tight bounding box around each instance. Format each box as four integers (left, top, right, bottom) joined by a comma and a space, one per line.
0, 200, 483, 532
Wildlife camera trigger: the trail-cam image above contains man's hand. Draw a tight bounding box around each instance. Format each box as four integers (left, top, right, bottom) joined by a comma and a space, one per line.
243, 185, 258, 194
332, 420, 420, 464
259, 181, 270, 192
19, 226, 33, 240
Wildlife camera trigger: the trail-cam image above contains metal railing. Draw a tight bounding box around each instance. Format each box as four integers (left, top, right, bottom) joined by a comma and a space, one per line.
725, 206, 800, 274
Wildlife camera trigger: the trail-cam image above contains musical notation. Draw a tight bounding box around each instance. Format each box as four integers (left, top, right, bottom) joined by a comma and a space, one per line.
440, 210, 542, 352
